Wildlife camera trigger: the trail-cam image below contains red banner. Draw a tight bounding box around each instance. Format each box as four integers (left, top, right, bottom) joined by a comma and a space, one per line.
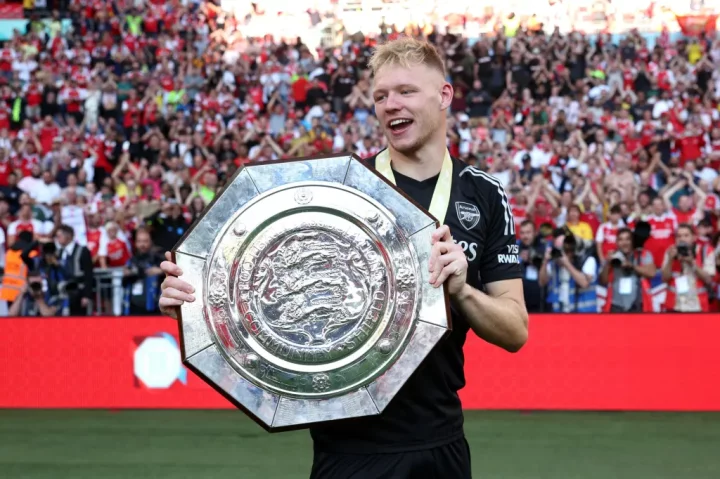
675, 14, 718, 37
1, 314, 719, 410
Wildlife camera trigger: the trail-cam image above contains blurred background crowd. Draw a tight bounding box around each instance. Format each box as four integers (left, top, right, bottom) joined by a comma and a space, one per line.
0, 0, 719, 316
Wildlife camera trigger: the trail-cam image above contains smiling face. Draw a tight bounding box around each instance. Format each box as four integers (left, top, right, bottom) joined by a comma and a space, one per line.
372, 63, 450, 155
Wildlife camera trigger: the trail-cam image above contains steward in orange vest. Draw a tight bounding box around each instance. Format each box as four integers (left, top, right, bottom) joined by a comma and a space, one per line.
0, 231, 37, 303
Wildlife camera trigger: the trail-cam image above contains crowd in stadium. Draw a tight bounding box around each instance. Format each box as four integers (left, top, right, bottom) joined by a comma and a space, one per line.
0, 0, 719, 317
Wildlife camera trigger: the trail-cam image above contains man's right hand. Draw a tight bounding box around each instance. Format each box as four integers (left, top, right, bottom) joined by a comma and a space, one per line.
666, 245, 678, 260
519, 249, 529, 263
159, 252, 196, 320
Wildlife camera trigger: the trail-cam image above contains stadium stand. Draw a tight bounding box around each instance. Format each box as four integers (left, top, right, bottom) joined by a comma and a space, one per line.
0, 0, 718, 316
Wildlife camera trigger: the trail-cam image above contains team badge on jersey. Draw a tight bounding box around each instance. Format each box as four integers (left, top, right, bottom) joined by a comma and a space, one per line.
455, 202, 481, 231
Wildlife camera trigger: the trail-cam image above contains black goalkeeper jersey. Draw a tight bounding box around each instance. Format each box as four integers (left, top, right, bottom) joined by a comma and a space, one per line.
309, 153, 523, 454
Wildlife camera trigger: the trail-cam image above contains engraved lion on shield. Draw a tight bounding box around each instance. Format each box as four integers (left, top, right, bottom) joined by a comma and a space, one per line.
252, 230, 373, 346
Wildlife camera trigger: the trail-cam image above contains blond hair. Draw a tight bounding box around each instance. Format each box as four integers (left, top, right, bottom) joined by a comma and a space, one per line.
368, 37, 446, 78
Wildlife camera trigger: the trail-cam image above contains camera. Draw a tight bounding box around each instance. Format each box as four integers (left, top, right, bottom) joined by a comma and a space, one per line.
42, 242, 57, 255
520, 243, 544, 268
529, 249, 544, 268
677, 243, 693, 258
550, 247, 563, 260
29, 282, 43, 293
609, 251, 626, 268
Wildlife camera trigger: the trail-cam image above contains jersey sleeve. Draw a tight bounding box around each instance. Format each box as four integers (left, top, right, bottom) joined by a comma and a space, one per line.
640, 250, 654, 266
98, 232, 108, 257
478, 185, 523, 284
595, 224, 605, 243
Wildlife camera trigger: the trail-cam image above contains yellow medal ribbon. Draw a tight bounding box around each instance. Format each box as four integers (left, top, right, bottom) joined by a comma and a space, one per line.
375, 148, 453, 224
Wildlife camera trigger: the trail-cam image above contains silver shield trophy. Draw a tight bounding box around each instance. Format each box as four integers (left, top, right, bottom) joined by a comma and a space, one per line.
172, 154, 451, 431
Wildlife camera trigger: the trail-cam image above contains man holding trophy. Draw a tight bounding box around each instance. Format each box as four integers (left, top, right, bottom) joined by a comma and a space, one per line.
159, 38, 528, 479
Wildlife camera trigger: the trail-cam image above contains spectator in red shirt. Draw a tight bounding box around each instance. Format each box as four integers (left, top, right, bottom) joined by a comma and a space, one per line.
98, 221, 132, 269
662, 172, 706, 226
596, 205, 626, 264
645, 197, 679, 268
675, 122, 705, 167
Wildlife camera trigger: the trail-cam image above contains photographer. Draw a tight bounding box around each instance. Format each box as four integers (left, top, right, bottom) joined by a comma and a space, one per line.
123, 228, 165, 315
599, 228, 657, 313
661, 224, 716, 312
33, 241, 72, 311
517, 220, 546, 312
8, 271, 61, 317
539, 233, 598, 313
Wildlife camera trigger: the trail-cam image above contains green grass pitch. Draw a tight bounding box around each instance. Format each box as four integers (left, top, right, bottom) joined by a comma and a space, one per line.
1, 410, 719, 478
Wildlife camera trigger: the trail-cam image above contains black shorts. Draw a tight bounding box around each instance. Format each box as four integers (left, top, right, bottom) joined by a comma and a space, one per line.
309, 437, 472, 479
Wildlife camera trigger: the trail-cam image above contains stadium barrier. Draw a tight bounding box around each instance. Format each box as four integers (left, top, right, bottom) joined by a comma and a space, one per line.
1, 314, 718, 411
92, 268, 127, 316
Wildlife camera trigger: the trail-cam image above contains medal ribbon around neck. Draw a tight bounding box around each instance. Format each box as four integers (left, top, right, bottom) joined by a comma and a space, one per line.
375, 148, 453, 224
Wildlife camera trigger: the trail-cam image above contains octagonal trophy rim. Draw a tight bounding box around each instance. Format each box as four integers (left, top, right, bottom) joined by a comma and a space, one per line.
171, 152, 453, 433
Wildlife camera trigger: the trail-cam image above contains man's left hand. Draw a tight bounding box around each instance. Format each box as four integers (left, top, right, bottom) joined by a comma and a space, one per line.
81, 297, 89, 308
428, 225, 467, 297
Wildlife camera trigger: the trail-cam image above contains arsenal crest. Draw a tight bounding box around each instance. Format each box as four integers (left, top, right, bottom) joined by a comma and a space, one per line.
455, 202, 481, 231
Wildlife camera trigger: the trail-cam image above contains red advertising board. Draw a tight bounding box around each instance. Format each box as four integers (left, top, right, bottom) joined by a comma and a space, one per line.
1, 314, 719, 410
